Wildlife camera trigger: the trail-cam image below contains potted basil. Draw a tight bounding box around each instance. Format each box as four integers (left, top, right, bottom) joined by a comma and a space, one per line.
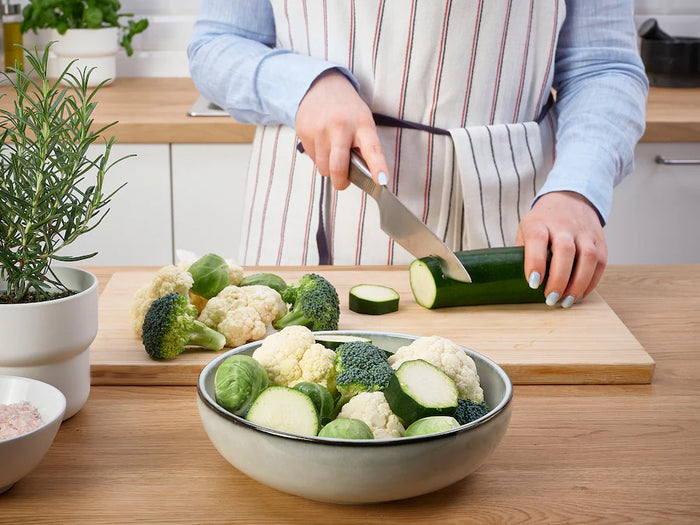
19, 0, 148, 86
0, 46, 128, 418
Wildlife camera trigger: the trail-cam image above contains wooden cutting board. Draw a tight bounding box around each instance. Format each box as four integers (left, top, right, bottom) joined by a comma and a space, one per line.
90, 267, 654, 385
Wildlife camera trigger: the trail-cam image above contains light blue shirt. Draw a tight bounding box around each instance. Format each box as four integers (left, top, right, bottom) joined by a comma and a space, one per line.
188, 0, 648, 223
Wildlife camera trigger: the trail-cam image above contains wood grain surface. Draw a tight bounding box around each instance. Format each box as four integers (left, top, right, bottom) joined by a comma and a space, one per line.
0, 79, 696, 143
1, 265, 698, 524
90, 267, 654, 386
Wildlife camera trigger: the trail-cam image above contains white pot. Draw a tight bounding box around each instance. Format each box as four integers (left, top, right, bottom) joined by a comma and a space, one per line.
41, 27, 119, 86
0, 267, 98, 419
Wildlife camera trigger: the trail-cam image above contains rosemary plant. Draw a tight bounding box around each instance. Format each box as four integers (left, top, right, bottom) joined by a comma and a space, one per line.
0, 45, 127, 303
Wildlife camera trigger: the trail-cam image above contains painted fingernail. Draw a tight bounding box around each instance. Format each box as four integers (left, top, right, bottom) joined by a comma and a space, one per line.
377, 171, 388, 185
561, 295, 576, 308
528, 271, 541, 289
576, 295, 584, 304
545, 292, 560, 307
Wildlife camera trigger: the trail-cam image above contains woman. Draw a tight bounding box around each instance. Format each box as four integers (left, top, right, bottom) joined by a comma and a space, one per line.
188, 0, 648, 308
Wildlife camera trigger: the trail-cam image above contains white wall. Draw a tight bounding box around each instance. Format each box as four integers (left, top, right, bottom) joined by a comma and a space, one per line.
635, 0, 700, 37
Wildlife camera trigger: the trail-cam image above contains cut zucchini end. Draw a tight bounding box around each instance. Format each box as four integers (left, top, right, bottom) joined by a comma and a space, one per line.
245, 386, 320, 437
408, 259, 438, 309
348, 284, 400, 315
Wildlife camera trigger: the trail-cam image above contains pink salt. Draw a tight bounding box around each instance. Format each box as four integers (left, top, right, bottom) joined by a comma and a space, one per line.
0, 401, 43, 440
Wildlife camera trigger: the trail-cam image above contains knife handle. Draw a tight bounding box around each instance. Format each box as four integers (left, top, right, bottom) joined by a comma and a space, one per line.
349, 152, 380, 199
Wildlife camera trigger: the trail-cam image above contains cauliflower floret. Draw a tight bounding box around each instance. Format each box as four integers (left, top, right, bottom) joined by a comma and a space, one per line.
388, 336, 484, 402
252, 326, 337, 394
198, 285, 287, 348
129, 265, 193, 336
338, 392, 405, 439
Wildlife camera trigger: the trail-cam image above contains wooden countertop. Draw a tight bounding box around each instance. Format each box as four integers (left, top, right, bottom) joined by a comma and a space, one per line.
1, 78, 698, 143
2, 265, 699, 523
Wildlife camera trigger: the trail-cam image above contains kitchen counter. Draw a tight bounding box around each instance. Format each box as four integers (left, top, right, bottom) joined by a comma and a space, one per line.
1, 78, 698, 143
2, 265, 699, 523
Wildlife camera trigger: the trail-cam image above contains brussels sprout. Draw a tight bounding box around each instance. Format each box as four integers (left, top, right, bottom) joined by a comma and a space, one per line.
319, 418, 374, 439
239, 273, 288, 295
293, 382, 334, 424
188, 253, 230, 299
404, 416, 460, 437
215, 355, 269, 416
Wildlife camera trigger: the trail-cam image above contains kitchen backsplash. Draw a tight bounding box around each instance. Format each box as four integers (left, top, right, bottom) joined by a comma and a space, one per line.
13, 1, 700, 78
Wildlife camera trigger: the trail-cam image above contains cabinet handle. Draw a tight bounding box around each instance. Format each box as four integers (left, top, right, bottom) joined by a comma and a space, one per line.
654, 155, 700, 166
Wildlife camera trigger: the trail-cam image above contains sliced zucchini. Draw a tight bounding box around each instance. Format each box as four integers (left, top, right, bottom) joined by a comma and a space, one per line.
314, 334, 372, 350
349, 284, 400, 315
293, 382, 335, 424
410, 246, 549, 309
383, 359, 458, 425
245, 386, 319, 436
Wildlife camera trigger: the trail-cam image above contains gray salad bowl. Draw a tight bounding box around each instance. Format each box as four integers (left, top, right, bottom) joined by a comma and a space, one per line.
196, 330, 513, 504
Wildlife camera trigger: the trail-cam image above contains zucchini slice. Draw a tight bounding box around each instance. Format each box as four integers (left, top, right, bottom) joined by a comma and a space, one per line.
245, 386, 319, 436
410, 246, 549, 309
383, 359, 458, 425
314, 334, 372, 350
349, 284, 400, 315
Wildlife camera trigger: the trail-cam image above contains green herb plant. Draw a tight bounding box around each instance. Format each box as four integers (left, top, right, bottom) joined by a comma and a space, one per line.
20, 0, 149, 56
0, 45, 128, 303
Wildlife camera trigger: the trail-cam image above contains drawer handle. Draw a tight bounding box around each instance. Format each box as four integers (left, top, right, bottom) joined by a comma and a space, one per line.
654, 155, 700, 166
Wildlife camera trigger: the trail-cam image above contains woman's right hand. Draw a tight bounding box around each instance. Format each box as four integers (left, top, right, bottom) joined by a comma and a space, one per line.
295, 69, 390, 190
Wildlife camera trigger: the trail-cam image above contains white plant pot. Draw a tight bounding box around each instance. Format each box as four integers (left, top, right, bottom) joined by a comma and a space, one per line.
0, 267, 98, 419
40, 27, 119, 86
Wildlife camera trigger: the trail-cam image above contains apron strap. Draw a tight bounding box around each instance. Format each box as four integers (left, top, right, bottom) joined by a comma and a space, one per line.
371, 92, 555, 134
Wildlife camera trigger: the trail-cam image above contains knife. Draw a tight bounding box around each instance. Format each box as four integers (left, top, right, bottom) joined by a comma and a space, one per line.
348, 152, 472, 283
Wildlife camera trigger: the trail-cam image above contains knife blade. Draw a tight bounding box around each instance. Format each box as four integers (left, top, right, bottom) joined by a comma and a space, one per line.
348, 152, 472, 283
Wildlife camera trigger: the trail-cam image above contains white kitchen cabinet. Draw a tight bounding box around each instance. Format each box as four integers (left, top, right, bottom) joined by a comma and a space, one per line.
606, 142, 700, 264
171, 144, 252, 262
56, 144, 173, 266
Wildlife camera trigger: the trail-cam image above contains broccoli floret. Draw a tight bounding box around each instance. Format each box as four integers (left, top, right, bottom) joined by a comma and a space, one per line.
142, 292, 226, 359
334, 341, 395, 407
273, 273, 340, 331
454, 398, 490, 425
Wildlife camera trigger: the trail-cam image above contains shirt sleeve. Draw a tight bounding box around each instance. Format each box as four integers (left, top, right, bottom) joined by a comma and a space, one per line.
536, 0, 649, 224
187, 0, 359, 128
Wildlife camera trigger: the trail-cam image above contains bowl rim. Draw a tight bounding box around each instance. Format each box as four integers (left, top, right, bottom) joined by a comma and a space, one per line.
0, 375, 67, 444
197, 330, 513, 447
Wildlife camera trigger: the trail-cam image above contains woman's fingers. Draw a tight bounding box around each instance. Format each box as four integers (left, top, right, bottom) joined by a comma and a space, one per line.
545, 232, 576, 306
517, 224, 550, 291
356, 123, 390, 186
560, 238, 606, 307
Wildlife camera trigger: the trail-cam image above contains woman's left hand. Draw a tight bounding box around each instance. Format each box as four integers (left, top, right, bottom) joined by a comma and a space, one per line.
515, 191, 607, 308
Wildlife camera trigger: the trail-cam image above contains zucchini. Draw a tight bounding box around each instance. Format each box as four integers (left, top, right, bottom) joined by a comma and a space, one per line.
314, 334, 372, 350
348, 284, 400, 315
239, 273, 287, 295
293, 382, 335, 424
245, 386, 319, 436
409, 246, 548, 309
383, 359, 458, 425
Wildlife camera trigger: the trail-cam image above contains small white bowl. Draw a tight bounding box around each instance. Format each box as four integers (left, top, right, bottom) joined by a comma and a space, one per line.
0, 375, 66, 495
197, 331, 513, 504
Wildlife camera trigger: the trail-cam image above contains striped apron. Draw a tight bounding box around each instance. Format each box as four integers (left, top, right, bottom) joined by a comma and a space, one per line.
240, 0, 564, 266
